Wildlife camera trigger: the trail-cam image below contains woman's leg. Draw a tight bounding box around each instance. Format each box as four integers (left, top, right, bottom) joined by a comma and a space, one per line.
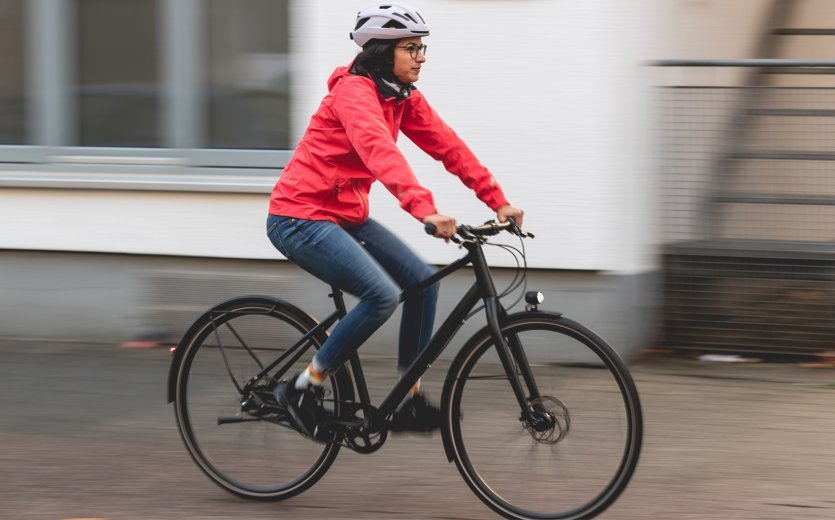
348, 220, 444, 430
347, 218, 440, 372
266, 215, 400, 373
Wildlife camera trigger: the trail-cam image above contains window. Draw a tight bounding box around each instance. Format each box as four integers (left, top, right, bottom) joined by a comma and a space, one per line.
0, 0, 25, 144
205, 0, 291, 149
0, 0, 292, 177
76, 0, 160, 147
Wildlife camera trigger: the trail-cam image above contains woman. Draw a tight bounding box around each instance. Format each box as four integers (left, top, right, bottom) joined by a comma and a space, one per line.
266, 3, 524, 439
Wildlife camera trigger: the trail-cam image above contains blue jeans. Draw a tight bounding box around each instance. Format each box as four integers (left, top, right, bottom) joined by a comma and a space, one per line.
266, 215, 439, 373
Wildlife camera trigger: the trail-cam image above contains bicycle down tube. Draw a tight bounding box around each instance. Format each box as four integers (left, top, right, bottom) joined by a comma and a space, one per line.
376, 239, 538, 420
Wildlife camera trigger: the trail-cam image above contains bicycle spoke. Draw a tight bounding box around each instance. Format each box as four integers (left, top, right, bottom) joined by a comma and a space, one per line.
209, 312, 245, 395
223, 319, 264, 370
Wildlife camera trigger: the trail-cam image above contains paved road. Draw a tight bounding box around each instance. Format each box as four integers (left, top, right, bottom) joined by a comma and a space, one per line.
1, 341, 834, 519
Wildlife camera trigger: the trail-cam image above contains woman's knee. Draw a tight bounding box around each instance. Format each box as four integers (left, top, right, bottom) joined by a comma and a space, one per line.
365, 279, 400, 317
419, 262, 437, 280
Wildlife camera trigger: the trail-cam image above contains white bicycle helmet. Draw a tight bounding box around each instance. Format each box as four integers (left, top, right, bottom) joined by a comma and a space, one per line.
350, 3, 430, 47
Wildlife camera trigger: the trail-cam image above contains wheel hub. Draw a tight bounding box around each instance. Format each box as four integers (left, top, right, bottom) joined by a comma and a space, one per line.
523, 396, 570, 444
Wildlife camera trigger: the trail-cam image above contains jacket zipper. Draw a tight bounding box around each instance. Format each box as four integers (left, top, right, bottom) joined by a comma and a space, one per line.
352, 180, 369, 220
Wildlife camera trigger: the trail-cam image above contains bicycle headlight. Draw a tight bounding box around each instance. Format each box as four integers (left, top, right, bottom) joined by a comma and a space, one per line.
525, 291, 544, 305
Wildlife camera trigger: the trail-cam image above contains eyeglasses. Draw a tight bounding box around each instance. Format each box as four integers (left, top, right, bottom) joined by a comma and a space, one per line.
396, 44, 427, 59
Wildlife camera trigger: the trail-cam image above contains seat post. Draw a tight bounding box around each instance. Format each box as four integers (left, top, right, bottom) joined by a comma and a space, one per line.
329, 286, 347, 315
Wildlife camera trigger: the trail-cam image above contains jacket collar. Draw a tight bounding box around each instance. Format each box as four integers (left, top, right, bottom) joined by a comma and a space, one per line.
348, 63, 413, 101
373, 75, 414, 101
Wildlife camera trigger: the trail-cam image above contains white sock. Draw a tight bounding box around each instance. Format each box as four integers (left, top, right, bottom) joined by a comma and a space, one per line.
396, 375, 421, 409
295, 362, 326, 390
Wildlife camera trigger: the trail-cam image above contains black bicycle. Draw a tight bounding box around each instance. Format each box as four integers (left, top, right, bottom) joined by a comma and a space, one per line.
167, 219, 643, 520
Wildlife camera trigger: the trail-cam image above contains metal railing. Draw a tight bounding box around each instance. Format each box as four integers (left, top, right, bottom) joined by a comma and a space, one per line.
656, 59, 835, 357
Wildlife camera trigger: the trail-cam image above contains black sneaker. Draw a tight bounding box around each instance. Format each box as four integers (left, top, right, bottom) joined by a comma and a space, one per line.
389, 393, 443, 434
274, 375, 330, 442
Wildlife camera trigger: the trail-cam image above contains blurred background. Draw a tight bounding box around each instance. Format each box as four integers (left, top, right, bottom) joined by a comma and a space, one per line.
2, 1, 835, 519
4, 0, 835, 365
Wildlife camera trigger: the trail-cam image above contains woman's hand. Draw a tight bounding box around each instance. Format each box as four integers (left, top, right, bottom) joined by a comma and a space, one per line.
497, 205, 525, 228
423, 213, 457, 242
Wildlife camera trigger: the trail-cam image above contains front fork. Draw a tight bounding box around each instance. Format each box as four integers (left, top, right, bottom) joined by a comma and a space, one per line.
485, 298, 549, 427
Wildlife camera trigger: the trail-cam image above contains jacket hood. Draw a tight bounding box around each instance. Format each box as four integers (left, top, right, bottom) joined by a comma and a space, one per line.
327, 66, 352, 91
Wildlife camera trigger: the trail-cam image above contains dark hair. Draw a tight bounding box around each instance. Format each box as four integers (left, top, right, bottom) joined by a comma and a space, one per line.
351, 39, 397, 83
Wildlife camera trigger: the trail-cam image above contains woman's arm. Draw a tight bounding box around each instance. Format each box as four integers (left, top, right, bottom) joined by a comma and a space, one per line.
400, 92, 511, 213
329, 77, 438, 221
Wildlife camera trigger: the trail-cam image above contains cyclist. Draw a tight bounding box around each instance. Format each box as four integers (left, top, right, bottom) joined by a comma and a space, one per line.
266, 2, 524, 440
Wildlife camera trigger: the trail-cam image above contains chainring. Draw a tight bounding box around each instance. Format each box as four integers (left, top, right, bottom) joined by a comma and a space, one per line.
334, 402, 388, 454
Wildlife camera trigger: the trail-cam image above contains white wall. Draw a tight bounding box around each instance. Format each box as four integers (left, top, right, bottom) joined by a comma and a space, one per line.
0, 0, 772, 272
0, 189, 277, 258
295, 0, 661, 272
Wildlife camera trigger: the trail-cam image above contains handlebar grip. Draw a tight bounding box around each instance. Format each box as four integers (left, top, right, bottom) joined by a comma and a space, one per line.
424, 223, 437, 235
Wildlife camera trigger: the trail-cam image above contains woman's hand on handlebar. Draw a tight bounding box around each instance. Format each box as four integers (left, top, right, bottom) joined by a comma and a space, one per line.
497, 205, 524, 228
423, 213, 457, 242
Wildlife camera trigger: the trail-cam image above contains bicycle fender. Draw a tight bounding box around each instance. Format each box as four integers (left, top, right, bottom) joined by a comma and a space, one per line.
439, 310, 563, 463
166, 295, 329, 403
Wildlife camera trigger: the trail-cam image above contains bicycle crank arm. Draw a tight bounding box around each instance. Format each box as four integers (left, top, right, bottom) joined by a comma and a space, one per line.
217, 415, 263, 425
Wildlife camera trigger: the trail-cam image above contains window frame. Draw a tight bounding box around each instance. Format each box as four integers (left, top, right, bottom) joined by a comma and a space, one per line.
0, 0, 292, 189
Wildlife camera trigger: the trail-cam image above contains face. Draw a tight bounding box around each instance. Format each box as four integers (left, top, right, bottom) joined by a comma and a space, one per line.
392, 37, 426, 83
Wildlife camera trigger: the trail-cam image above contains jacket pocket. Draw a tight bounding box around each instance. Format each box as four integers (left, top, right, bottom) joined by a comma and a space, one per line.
326, 178, 346, 208
352, 180, 369, 221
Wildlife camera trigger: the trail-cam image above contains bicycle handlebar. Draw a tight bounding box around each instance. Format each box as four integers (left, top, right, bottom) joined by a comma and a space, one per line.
424, 217, 534, 241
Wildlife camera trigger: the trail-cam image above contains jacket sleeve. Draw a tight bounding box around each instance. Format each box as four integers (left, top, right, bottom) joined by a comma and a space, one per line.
400, 91, 510, 212
329, 77, 438, 221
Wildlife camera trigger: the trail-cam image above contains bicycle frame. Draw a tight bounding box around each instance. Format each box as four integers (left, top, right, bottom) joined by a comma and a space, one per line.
169, 219, 643, 517
247, 238, 543, 422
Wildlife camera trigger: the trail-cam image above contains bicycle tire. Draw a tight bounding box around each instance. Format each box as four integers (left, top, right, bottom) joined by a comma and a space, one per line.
172, 295, 351, 500
443, 312, 642, 519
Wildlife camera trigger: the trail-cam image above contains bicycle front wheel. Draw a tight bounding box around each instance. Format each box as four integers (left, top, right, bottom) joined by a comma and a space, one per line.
172, 296, 349, 500
445, 313, 642, 520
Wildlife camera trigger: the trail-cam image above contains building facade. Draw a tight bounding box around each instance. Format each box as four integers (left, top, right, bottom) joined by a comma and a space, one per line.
0, 0, 782, 355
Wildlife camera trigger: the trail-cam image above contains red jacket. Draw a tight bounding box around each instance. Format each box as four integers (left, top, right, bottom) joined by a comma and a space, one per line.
269, 66, 509, 226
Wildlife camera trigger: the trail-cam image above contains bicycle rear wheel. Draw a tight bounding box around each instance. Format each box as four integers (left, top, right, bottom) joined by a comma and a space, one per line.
172, 296, 350, 500
445, 313, 642, 519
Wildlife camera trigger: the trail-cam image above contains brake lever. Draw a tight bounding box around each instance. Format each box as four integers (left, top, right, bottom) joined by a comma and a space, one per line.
504, 217, 534, 239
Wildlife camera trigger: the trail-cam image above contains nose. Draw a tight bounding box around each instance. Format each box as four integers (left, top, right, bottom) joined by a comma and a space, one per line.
416, 50, 426, 63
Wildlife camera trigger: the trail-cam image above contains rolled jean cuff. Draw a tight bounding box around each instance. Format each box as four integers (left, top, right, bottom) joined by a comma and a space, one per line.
310, 355, 328, 376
